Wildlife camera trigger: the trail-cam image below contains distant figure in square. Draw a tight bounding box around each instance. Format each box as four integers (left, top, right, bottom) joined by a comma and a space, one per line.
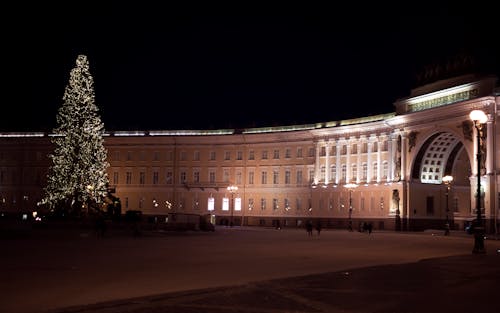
306, 220, 313, 236
315, 221, 322, 236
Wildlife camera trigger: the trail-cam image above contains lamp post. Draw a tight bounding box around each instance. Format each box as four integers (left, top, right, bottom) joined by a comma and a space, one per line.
442, 175, 453, 236
470, 109, 487, 254
344, 183, 358, 231
227, 185, 238, 227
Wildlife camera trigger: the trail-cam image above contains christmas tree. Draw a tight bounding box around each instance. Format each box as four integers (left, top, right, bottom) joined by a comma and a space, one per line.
40, 55, 109, 216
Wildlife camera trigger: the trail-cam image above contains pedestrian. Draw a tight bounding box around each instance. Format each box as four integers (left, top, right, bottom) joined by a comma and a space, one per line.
444, 222, 450, 236
315, 221, 322, 236
306, 220, 313, 236
367, 222, 373, 234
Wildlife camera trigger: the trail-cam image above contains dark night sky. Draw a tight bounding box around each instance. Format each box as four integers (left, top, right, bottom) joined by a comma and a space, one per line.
3, 3, 499, 132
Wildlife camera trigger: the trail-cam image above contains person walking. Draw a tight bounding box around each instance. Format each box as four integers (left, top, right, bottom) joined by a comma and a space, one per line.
306, 220, 313, 236
315, 221, 322, 236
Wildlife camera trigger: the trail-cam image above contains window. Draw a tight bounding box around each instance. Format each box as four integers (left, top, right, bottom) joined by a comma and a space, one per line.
296, 148, 303, 158
296, 198, 301, 211
209, 171, 216, 183
248, 198, 254, 210
193, 151, 200, 161
308, 148, 314, 157
320, 166, 325, 181
166, 151, 173, 161
126, 172, 132, 184
362, 163, 367, 181
308, 169, 314, 184
352, 144, 357, 154
261, 171, 267, 184
373, 162, 378, 181
209, 151, 216, 161
330, 165, 336, 182
139, 172, 145, 185
193, 171, 200, 183
166, 171, 173, 184
153, 171, 159, 184
237, 151, 243, 160
285, 148, 291, 158
273, 170, 279, 184
373, 141, 378, 152
273, 149, 280, 159
127, 151, 132, 161
180, 171, 186, 184
153, 151, 160, 161
262, 150, 268, 159
249, 150, 255, 160
382, 161, 388, 179
261, 198, 266, 210
180, 151, 187, 161
236, 171, 242, 185
113, 172, 119, 184
362, 142, 368, 153
341, 165, 346, 183
285, 170, 291, 185
225, 151, 231, 160
248, 171, 254, 184
223, 169, 230, 182
296, 170, 303, 185
273, 198, 279, 210
320, 146, 326, 156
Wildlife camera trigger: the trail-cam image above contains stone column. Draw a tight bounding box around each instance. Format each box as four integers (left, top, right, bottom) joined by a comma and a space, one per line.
325, 141, 330, 184
314, 141, 320, 184
367, 136, 373, 182
336, 139, 341, 184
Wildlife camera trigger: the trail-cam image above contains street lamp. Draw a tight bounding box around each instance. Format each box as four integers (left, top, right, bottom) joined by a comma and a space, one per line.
344, 183, 358, 231
442, 175, 453, 236
469, 109, 487, 254
227, 185, 238, 227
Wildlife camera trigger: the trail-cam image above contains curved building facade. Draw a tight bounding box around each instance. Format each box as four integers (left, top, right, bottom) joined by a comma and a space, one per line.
1, 74, 499, 232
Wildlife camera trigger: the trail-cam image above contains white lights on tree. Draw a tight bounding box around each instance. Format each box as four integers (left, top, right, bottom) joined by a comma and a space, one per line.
40, 55, 109, 215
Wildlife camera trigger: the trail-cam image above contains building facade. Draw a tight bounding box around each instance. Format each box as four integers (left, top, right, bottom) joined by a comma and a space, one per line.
1, 74, 499, 232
